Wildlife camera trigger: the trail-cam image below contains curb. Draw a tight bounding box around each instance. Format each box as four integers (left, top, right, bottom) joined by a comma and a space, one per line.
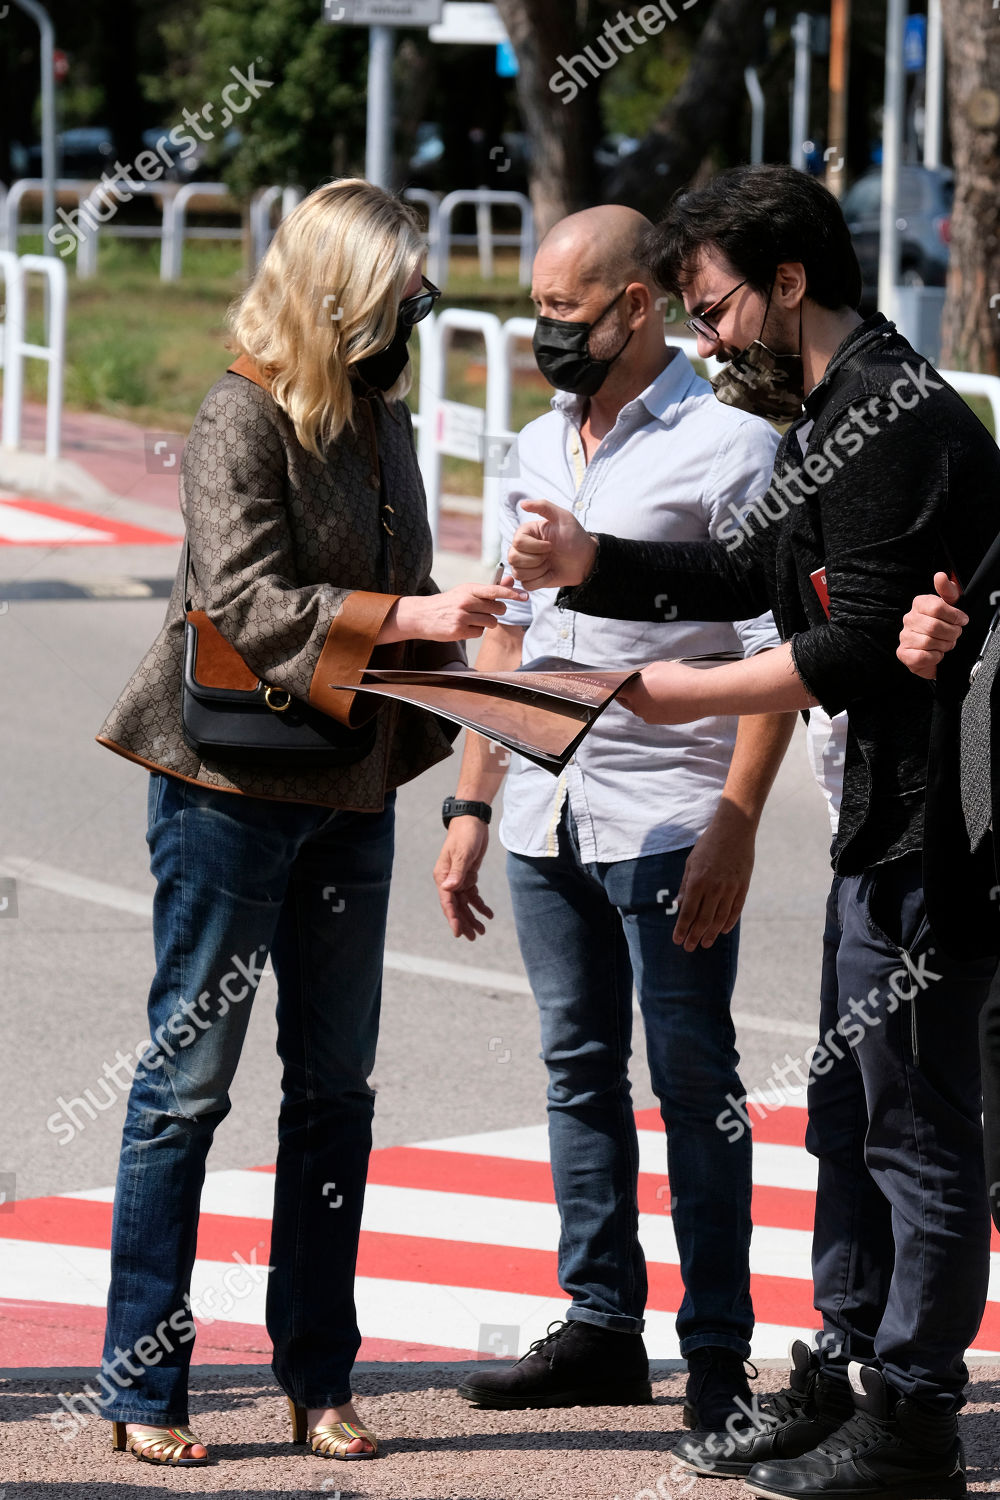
0, 448, 115, 508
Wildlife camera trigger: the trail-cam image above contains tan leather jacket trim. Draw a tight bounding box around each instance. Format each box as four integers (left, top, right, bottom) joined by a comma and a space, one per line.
308, 589, 401, 725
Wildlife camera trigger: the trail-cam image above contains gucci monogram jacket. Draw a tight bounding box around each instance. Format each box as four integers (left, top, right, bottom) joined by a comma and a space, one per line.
97, 357, 462, 810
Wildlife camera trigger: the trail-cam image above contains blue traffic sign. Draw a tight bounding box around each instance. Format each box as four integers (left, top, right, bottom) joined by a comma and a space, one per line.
496, 38, 518, 77
904, 14, 926, 73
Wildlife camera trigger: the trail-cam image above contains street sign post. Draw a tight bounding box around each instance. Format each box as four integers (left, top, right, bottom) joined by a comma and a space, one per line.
321, 0, 445, 190
324, 0, 442, 21
10, 0, 57, 257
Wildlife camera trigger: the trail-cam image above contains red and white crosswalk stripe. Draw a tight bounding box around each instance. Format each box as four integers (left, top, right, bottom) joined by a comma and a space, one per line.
2, 1099, 999, 1367
0, 496, 176, 546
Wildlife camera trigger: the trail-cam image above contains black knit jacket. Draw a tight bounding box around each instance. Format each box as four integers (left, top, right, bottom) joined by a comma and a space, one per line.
559, 315, 1000, 875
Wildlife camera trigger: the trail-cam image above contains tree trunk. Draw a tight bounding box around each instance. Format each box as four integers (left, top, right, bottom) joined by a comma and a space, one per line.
492, 0, 602, 237
605, 0, 765, 216
940, 0, 1000, 373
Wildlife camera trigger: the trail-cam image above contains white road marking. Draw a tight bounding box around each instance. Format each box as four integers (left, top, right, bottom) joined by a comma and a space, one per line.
0, 1238, 820, 1359
0, 502, 117, 545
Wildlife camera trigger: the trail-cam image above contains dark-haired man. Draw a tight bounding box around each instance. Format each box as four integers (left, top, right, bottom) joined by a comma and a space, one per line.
508, 164, 1000, 1497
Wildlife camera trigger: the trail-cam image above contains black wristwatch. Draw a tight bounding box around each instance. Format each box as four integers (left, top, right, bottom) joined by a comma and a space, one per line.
442, 796, 492, 828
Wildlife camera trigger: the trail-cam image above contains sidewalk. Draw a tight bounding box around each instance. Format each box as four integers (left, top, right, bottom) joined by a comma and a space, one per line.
3, 1362, 1000, 1496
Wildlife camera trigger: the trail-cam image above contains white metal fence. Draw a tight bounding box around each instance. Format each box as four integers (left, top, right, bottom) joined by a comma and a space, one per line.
405, 188, 534, 291
0, 178, 304, 281
1, 260, 997, 547
0, 249, 67, 459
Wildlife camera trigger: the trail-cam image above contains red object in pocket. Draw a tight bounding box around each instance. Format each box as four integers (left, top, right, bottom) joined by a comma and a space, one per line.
810, 565, 830, 618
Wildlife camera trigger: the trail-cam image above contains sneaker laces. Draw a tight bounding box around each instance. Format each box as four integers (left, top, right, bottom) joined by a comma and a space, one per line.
814, 1408, 892, 1459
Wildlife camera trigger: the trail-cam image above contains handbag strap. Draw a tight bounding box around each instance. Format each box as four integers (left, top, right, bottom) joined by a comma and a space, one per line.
182, 536, 193, 612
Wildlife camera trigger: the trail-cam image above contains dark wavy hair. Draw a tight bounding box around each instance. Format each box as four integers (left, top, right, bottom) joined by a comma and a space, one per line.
639, 164, 863, 312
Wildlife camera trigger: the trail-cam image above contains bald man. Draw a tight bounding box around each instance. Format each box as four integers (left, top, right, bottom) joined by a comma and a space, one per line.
434, 207, 794, 1426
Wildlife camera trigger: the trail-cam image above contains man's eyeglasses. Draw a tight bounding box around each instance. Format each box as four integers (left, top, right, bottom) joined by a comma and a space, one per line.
684, 277, 749, 341
399, 275, 441, 327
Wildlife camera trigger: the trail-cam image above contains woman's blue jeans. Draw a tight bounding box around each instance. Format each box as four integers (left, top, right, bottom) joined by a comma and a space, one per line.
98, 771, 395, 1423
506, 807, 752, 1357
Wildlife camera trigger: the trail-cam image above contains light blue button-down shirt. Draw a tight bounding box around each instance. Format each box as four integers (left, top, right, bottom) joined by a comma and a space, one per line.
498, 348, 782, 863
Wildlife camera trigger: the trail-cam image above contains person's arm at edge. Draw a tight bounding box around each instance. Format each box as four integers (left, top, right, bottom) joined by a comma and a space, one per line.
433, 621, 526, 940
619, 640, 818, 723
897, 572, 968, 679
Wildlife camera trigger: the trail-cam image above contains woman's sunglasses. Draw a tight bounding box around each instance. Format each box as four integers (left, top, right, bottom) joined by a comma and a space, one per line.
399, 275, 441, 327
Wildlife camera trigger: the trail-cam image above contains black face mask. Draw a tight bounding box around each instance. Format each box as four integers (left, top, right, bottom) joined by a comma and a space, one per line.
355, 319, 413, 391
532, 288, 634, 398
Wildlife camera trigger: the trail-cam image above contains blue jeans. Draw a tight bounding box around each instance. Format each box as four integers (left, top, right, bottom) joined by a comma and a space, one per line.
808, 854, 995, 1410
506, 807, 752, 1357
98, 772, 395, 1423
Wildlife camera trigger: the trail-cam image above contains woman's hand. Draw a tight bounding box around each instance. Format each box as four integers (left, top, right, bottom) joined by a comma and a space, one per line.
381, 582, 527, 644
507, 499, 598, 590
897, 572, 969, 680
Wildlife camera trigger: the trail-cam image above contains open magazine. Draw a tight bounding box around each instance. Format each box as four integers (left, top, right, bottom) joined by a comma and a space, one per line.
329, 652, 740, 774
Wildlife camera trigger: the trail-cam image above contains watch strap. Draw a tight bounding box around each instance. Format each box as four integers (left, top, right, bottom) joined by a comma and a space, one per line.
442, 796, 492, 828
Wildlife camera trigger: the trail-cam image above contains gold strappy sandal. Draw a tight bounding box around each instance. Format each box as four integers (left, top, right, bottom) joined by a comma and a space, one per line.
112, 1421, 209, 1465
287, 1396, 379, 1459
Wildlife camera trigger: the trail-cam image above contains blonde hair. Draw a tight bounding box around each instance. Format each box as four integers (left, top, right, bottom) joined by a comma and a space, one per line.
227, 178, 425, 458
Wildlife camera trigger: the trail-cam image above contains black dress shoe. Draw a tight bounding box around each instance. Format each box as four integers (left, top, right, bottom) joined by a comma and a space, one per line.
456, 1318, 652, 1409
744, 1361, 966, 1498
683, 1344, 755, 1429
673, 1340, 854, 1478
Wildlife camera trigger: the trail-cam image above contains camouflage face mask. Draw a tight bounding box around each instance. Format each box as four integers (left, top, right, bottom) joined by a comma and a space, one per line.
711, 286, 805, 422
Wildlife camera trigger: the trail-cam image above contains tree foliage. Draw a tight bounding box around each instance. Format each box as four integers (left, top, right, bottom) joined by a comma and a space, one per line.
148, 1, 371, 194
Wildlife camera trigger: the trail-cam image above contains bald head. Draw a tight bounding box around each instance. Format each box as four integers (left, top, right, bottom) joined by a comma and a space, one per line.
535, 205, 653, 294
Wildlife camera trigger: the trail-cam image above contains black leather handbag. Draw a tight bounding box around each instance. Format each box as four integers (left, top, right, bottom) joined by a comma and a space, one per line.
179, 541, 377, 768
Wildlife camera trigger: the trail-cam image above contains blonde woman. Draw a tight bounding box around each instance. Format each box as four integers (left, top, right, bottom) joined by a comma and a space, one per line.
94, 179, 523, 1467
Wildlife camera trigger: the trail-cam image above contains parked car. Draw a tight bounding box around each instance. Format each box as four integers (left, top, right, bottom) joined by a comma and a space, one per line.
22, 126, 197, 182
841, 165, 953, 309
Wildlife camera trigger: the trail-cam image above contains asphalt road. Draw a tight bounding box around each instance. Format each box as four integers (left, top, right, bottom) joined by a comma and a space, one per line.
0, 538, 835, 1206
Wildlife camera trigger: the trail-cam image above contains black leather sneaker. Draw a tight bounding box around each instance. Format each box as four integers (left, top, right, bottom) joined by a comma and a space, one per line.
456, 1318, 652, 1409
744, 1361, 967, 1498
673, 1340, 854, 1478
